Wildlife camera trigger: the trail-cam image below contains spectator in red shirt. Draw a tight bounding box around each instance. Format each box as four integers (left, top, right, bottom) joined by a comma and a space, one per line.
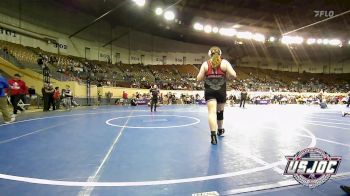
122, 91, 128, 99
8, 73, 27, 116
53, 87, 61, 110
122, 91, 128, 105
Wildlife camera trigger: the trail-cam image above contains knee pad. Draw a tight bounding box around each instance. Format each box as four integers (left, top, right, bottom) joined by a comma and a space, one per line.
217, 110, 224, 120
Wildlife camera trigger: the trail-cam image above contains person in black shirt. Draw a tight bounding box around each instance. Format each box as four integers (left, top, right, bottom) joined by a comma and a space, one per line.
130, 95, 137, 106
42, 83, 49, 111
47, 84, 55, 110
150, 85, 159, 112
28, 87, 36, 98
240, 88, 248, 108
43, 83, 55, 111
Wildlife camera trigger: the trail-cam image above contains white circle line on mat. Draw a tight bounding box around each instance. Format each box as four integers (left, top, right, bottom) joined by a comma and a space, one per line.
0, 125, 316, 187
0, 161, 282, 187
0, 110, 320, 187
105, 115, 200, 129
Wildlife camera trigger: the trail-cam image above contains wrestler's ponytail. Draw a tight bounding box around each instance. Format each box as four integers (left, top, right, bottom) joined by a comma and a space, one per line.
208, 46, 222, 69
211, 53, 221, 69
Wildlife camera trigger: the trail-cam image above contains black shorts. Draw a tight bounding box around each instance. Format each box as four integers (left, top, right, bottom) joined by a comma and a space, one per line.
205, 90, 226, 104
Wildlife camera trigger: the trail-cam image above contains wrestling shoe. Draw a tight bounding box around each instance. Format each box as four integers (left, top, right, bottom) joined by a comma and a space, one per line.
4, 117, 15, 124
211, 133, 217, 145
217, 128, 225, 136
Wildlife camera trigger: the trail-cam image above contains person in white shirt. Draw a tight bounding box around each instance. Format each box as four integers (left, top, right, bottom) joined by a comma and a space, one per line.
63, 85, 73, 110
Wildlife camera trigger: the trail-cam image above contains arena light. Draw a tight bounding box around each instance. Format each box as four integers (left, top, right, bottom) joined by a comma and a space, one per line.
317, 39, 323, 44
164, 10, 175, 21
212, 27, 219, 33
193, 23, 203, 31
253, 33, 265, 42
348, 40, 350, 45
204, 25, 212, 33
237, 31, 253, 40
329, 39, 341, 46
219, 28, 236, 36
155, 7, 163, 15
306, 38, 316, 45
233, 24, 241, 28
269, 36, 275, 42
132, 0, 145, 7
281, 36, 304, 45
322, 39, 329, 45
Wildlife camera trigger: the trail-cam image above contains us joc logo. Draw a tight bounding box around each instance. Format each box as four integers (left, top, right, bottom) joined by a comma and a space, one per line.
284, 148, 341, 188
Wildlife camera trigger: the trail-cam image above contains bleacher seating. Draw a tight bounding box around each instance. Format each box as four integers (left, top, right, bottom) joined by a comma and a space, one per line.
1, 40, 350, 93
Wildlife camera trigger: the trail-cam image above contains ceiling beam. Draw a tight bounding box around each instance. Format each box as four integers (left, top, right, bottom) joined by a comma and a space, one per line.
69, 0, 128, 38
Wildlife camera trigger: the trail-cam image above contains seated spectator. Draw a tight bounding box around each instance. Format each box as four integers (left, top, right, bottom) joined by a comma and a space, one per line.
62, 85, 73, 110
130, 96, 137, 106
28, 86, 36, 98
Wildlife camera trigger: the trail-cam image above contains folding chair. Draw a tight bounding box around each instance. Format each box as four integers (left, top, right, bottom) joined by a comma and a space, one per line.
17, 99, 31, 110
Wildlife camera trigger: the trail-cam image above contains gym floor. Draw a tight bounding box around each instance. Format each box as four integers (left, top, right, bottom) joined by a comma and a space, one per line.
0, 104, 349, 196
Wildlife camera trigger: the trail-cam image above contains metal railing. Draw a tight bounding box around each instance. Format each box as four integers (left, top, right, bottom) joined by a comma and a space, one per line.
0, 50, 25, 69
